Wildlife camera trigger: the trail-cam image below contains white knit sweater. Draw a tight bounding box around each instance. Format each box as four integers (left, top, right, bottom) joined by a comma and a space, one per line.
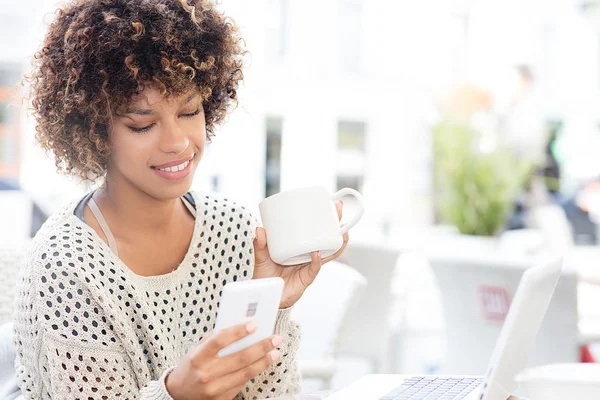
13, 191, 301, 399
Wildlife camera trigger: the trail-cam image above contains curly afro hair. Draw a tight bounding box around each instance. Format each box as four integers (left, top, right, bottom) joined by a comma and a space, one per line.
27, 0, 246, 181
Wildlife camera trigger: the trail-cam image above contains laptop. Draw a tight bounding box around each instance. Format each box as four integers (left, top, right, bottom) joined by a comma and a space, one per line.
327, 257, 563, 400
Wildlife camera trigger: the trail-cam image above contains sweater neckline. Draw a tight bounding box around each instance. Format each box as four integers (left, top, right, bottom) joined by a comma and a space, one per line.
66, 191, 206, 285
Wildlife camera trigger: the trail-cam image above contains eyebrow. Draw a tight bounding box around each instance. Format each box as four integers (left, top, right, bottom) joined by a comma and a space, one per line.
124, 93, 198, 115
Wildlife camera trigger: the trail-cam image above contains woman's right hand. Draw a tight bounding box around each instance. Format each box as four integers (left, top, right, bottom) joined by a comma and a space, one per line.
165, 322, 282, 400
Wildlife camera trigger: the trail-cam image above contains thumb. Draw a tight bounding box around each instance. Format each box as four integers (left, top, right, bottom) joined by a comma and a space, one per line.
253, 227, 271, 265
304, 251, 322, 286
254, 227, 268, 251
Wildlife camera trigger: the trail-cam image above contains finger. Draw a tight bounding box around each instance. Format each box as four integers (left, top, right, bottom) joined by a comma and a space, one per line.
253, 226, 268, 250
215, 335, 282, 376
336, 200, 343, 221
212, 350, 280, 393
194, 322, 257, 362
188, 330, 214, 360
321, 231, 349, 265
300, 251, 322, 287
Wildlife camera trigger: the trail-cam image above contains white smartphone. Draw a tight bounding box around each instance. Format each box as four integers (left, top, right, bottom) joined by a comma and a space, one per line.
213, 277, 284, 358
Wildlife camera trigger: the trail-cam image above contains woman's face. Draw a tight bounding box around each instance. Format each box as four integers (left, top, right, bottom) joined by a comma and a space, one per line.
109, 86, 206, 201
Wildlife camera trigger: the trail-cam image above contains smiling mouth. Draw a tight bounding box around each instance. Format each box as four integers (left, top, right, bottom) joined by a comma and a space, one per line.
152, 159, 191, 172
151, 154, 195, 172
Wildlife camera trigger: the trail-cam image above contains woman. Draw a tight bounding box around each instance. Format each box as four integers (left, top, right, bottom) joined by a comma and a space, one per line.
14, 0, 349, 399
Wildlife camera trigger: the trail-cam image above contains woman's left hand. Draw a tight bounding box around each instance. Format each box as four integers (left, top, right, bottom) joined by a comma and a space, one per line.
252, 200, 349, 309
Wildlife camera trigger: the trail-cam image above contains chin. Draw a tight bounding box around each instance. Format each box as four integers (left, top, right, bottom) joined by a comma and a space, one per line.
144, 175, 195, 202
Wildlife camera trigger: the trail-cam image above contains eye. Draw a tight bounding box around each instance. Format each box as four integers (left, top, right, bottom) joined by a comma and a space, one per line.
128, 124, 155, 133
180, 108, 201, 118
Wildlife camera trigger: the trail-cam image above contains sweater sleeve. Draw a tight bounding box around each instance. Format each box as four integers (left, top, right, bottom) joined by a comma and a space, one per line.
39, 332, 176, 400
13, 256, 176, 400
17, 302, 300, 400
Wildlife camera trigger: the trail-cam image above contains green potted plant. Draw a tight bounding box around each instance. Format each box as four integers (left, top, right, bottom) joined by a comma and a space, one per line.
432, 118, 532, 237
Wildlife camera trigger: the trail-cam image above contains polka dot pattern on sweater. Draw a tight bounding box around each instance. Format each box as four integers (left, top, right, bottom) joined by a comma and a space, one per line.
13, 191, 301, 399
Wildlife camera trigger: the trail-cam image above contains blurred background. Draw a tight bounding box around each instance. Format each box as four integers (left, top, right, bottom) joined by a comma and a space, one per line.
2, 0, 600, 397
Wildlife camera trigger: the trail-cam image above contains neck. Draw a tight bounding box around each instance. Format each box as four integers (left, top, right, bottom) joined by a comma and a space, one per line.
96, 171, 185, 233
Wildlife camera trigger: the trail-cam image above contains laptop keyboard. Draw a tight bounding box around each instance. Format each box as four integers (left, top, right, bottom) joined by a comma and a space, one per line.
379, 376, 483, 400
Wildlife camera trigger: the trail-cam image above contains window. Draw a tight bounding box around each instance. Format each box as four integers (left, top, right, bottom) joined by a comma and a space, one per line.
0, 134, 15, 164
336, 175, 364, 193
0, 64, 22, 180
265, 117, 283, 197
338, 120, 366, 151
336, 120, 366, 192
0, 63, 21, 126
0, 103, 15, 126
0, 64, 21, 87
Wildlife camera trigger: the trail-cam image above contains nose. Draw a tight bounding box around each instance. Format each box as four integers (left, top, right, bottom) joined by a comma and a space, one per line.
159, 119, 189, 155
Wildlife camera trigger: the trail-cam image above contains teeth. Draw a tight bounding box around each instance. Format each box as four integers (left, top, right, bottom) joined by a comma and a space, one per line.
157, 159, 190, 173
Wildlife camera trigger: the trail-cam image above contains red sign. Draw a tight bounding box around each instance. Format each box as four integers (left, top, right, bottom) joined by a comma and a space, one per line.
479, 285, 510, 321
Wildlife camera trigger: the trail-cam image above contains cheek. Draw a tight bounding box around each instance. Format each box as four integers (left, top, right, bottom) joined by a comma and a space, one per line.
110, 130, 156, 169
189, 121, 207, 151
197, 112, 208, 138
198, 128, 207, 146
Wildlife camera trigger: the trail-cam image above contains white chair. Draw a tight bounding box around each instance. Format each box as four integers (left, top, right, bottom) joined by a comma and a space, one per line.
566, 247, 600, 352
387, 250, 446, 375
0, 248, 27, 326
0, 247, 28, 400
291, 260, 367, 392
529, 205, 600, 359
334, 242, 402, 375
428, 252, 581, 375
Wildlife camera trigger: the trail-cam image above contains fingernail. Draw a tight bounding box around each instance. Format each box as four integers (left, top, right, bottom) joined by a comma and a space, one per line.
271, 335, 283, 347
246, 322, 257, 333
270, 350, 281, 361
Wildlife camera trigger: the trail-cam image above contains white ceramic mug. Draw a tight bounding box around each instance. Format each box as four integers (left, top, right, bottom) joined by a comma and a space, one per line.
259, 186, 365, 265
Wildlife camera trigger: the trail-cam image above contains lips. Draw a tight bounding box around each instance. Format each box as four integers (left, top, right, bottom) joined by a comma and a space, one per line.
151, 154, 195, 172
150, 153, 196, 181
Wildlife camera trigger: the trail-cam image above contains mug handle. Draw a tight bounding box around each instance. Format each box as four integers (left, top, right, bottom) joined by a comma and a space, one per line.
331, 188, 365, 235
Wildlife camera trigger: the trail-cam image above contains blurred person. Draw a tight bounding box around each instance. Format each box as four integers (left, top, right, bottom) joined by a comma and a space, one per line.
562, 178, 600, 244
10, 1, 350, 399
540, 120, 562, 196
502, 65, 547, 165
503, 65, 551, 230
